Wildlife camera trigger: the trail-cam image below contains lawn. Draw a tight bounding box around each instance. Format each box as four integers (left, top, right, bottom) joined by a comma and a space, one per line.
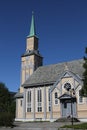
62, 122, 87, 129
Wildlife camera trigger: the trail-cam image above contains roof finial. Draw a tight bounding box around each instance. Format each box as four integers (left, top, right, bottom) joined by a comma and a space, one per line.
27, 11, 36, 37
32, 11, 34, 15
64, 62, 69, 71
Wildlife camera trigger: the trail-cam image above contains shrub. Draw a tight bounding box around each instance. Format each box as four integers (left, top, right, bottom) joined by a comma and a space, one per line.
0, 112, 14, 127
0, 82, 16, 127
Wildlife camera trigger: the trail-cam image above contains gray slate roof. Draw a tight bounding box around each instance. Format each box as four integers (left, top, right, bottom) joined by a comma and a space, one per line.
15, 92, 23, 98
22, 59, 84, 87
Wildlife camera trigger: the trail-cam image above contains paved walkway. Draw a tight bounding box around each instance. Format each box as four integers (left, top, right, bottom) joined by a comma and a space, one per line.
0, 122, 80, 130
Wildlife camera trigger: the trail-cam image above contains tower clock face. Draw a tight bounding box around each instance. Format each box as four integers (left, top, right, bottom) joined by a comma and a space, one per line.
64, 83, 71, 91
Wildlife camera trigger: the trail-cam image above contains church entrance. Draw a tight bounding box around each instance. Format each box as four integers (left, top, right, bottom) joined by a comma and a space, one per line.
59, 94, 77, 118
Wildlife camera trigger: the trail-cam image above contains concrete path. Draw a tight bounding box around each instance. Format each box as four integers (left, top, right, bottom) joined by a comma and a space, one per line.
0, 122, 80, 130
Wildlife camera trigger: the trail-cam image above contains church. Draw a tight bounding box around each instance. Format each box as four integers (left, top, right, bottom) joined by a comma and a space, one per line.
15, 13, 87, 122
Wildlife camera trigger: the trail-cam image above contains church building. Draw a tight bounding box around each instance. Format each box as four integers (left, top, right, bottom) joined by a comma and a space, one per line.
15, 13, 87, 122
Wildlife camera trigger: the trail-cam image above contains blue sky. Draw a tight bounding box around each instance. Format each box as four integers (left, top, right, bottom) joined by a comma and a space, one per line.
0, 0, 87, 92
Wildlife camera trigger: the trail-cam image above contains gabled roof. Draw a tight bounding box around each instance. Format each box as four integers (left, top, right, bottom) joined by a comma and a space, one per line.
50, 70, 83, 93
22, 59, 84, 88
59, 93, 76, 99
15, 92, 23, 98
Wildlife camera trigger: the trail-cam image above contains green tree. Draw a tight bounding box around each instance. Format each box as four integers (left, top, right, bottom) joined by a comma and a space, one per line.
0, 82, 10, 112
81, 47, 87, 96
0, 82, 15, 127
9, 92, 16, 117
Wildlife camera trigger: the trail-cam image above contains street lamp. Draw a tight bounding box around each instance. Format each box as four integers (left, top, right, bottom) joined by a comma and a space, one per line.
71, 95, 73, 125
70, 89, 75, 126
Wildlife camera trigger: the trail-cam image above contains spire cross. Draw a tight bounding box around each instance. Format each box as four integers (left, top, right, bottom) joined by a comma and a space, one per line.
32, 11, 34, 15
64, 63, 69, 71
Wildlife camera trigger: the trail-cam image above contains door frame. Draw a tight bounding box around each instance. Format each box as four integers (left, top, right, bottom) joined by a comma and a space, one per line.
59, 94, 77, 118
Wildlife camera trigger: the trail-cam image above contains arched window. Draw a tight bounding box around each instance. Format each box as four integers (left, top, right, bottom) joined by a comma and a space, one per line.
55, 92, 58, 105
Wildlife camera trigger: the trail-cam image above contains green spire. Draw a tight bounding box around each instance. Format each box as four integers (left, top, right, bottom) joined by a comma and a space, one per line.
28, 12, 36, 37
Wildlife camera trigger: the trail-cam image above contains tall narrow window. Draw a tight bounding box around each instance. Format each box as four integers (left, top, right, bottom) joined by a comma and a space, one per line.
37, 89, 42, 112
27, 90, 31, 112
79, 90, 83, 103
55, 92, 58, 105
48, 88, 51, 111
20, 99, 23, 107
26, 72, 29, 80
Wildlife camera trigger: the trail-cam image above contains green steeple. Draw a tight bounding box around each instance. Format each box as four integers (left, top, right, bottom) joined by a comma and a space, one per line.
28, 12, 36, 37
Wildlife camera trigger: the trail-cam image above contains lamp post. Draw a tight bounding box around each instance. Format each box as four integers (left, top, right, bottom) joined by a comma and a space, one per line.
70, 89, 73, 126
71, 96, 73, 125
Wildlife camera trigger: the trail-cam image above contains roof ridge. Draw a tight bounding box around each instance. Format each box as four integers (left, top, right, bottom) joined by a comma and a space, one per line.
38, 58, 83, 69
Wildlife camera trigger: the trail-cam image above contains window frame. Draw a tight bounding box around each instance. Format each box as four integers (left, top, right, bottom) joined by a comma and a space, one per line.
54, 92, 58, 105
78, 90, 84, 104
20, 99, 23, 107
37, 88, 42, 112
27, 90, 32, 112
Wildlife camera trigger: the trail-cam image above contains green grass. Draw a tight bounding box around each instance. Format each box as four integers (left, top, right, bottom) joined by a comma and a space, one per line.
61, 123, 87, 129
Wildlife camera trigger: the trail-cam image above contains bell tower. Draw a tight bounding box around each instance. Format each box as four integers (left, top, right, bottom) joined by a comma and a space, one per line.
21, 13, 43, 84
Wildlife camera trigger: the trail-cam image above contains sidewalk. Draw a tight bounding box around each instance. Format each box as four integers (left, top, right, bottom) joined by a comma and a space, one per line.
0, 121, 82, 130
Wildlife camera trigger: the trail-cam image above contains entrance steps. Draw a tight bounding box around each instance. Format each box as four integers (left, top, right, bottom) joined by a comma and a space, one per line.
55, 117, 80, 122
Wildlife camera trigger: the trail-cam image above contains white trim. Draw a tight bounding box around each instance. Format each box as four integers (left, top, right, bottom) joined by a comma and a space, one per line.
79, 118, 87, 122
15, 118, 35, 122
15, 118, 56, 122
15, 117, 87, 122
